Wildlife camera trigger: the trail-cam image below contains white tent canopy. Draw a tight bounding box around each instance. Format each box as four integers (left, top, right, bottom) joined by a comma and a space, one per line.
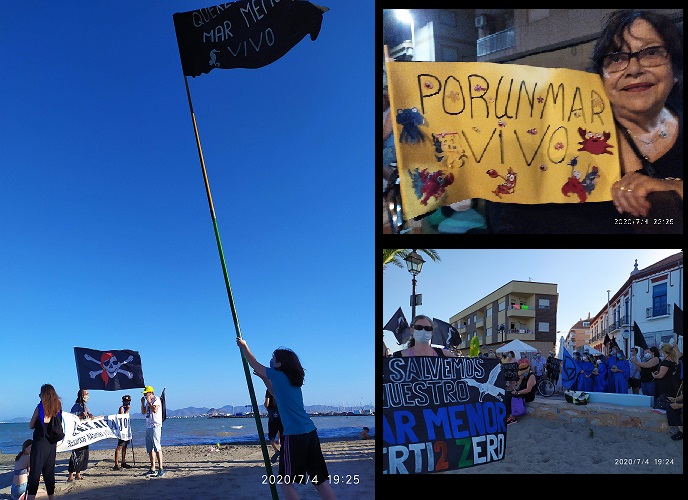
495, 338, 538, 354
579, 345, 603, 355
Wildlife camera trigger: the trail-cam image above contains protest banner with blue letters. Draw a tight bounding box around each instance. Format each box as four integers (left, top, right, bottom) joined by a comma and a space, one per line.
383, 356, 507, 473
57, 412, 132, 452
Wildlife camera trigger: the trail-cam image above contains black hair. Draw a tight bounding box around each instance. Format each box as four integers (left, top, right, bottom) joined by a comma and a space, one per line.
591, 10, 683, 102
273, 348, 305, 387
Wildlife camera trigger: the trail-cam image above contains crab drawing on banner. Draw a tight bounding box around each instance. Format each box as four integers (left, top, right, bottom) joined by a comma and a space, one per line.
83, 352, 136, 383
431, 132, 467, 169
561, 156, 600, 202
577, 127, 614, 155
486, 168, 517, 198
396, 107, 426, 144
408, 167, 454, 206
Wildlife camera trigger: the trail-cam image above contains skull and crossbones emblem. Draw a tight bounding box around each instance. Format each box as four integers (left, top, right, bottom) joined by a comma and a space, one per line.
84, 353, 134, 383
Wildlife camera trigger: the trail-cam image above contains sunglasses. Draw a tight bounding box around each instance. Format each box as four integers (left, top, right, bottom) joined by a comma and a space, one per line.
412, 324, 433, 331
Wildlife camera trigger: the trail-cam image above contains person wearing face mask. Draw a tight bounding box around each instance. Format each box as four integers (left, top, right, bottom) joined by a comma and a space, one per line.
236, 339, 336, 500
592, 358, 608, 393
532, 351, 546, 384
609, 351, 630, 393
628, 347, 642, 394
576, 354, 595, 392
631, 346, 661, 399
652, 343, 682, 409
605, 347, 620, 393
68, 389, 94, 482
391, 315, 457, 358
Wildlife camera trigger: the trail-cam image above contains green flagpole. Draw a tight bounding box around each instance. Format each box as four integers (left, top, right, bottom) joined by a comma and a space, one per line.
182, 75, 278, 500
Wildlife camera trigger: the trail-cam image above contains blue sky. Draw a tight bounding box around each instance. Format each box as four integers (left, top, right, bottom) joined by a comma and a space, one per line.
383, 249, 682, 354
0, 1, 374, 421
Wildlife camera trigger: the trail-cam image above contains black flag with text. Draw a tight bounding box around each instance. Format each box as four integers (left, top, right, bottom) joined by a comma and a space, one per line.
74, 347, 145, 391
173, 0, 328, 77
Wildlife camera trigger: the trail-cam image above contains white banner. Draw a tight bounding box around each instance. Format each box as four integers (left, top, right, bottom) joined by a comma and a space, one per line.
57, 412, 132, 452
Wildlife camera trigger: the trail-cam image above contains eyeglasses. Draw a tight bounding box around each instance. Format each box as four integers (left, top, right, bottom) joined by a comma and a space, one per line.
412, 324, 433, 331
602, 46, 669, 73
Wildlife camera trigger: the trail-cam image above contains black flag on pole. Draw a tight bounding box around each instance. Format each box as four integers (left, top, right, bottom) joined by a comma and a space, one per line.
633, 322, 649, 350
160, 388, 168, 422
433, 318, 461, 348
674, 304, 683, 337
383, 307, 410, 345
603, 333, 611, 346
173, 0, 329, 77
74, 347, 145, 391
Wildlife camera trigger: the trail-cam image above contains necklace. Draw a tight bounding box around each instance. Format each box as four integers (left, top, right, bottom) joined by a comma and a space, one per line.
625, 114, 669, 145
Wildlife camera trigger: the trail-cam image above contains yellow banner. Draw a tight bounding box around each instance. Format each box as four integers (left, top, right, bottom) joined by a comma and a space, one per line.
386, 60, 622, 218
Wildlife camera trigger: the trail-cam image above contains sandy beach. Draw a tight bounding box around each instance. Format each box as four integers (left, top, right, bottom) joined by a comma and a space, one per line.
381, 416, 683, 480
0, 439, 374, 499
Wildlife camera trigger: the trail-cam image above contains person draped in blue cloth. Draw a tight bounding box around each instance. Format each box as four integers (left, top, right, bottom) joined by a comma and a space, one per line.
610, 351, 631, 393
237, 338, 335, 500
592, 358, 608, 393
605, 348, 619, 393
576, 354, 595, 392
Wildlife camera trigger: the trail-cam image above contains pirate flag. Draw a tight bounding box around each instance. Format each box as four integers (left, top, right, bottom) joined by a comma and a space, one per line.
74, 347, 145, 391
384, 307, 411, 345
633, 322, 649, 350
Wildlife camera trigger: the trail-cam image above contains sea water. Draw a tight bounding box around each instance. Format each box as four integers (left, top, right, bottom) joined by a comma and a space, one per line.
0, 415, 375, 455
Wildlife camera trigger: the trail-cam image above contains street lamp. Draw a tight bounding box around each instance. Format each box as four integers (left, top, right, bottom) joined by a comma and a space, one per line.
395, 9, 415, 60
404, 249, 425, 319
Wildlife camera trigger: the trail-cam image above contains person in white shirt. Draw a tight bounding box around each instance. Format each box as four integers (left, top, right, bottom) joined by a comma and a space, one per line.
532, 351, 547, 384
140, 386, 165, 477
628, 347, 642, 394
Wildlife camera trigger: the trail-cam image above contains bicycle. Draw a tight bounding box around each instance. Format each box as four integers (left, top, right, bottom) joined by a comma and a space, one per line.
537, 373, 557, 397
383, 163, 407, 234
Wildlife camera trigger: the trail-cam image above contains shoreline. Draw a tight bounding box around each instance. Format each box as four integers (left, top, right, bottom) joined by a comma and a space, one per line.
1, 439, 374, 499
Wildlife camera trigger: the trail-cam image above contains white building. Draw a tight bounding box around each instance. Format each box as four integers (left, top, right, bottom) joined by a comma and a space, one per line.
590, 252, 683, 355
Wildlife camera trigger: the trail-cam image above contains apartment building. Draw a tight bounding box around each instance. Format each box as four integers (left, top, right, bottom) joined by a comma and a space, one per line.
449, 280, 558, 355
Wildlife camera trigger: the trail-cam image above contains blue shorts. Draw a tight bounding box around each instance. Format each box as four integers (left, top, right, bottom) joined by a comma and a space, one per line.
145, 427, 162, 452
11, 482, 27, 499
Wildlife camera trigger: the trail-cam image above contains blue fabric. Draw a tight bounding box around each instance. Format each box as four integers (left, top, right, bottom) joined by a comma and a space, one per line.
605, 355, 618, 392
612, 359, 630, 393
592, 363, 607, 392
560, 349, 577, 390
266, 367, 316, 436
576, 360, 595, 392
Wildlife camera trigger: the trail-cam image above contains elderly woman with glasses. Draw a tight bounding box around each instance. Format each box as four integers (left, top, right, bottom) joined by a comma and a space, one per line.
485, 9, 682, 234
391, 315, 457, 358
593, 10, 683, 232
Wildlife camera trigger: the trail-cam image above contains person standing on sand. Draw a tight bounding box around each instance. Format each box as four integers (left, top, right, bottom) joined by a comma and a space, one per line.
68, 389, 93, 482
237, 338, 336, 500
27, 384, 62, 500
113, 395, 133, 471
141, 386, 165, 478
264, 388, 284, 464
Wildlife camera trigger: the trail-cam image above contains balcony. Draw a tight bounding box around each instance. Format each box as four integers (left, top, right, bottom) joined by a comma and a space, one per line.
477, 28, 515, 57
646, 304, 671, 319
507, 305, 535, 318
